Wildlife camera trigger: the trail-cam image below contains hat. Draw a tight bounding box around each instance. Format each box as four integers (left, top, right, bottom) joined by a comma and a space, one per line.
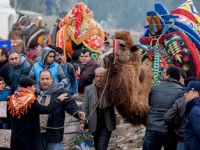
19, 77, 36, 88
182, 81, 200, 91
95, 67, 107, 75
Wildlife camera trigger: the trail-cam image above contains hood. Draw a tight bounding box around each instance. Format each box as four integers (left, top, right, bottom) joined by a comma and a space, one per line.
41, 47, 55, 65
19, 54, 27, 65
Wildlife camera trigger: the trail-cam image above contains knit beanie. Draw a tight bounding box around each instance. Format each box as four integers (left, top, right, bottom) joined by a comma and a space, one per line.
19, 77, 36, 88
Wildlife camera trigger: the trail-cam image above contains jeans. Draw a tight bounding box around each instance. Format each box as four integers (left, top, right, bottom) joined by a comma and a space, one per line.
93, 128, 112, 150
48, 143, 62, 150
176, 142, 184, 150
143, 129, 177, 150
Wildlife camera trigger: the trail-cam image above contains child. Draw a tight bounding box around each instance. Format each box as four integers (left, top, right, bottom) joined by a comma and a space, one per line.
0, 76, 11, 129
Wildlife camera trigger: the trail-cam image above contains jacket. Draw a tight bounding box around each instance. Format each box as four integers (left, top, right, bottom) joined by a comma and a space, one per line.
82, 84, 116, 132
0, 87, 11, 101
78, 61, 98, 93
184, 97, 200, 150
61, 62, 77, 95
36, 82, 80, 143
164, 97, 186, 141
146, 78, 184, 132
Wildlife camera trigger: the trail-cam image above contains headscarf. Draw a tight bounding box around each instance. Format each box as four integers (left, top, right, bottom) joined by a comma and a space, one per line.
8, 87, 36, 118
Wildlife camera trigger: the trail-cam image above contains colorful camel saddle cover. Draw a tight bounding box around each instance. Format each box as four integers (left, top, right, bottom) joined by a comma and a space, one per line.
140, 1, 200, 84
55, 2, 105, 55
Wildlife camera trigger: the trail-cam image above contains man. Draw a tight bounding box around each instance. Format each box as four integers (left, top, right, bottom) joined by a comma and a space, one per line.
78, 49, 99, 94
29, 46, 67, 87
36, 70, 85, 150
179, 68, 187, 86
7, 51, 31, 92
164, 69, 187, 150
50, 46, 77, 95
183, 81, 200, 150
80, 67, 116, 150
8, 77, 65, 150
143, 66, 184, 150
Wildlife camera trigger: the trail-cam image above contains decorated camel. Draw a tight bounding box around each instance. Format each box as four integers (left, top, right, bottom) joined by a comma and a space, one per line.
8, 14, 49, 54
102, 0, 200, 126
49, 2, 105, 62
140, 0, 200, 84
103, 31, 153, 125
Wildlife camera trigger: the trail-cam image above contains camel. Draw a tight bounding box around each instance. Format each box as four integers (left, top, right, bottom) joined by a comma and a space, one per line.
104, 31, 153, 125
8, 14, 49, 54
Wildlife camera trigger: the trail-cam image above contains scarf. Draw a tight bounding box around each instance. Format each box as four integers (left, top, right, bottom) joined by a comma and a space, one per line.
92, 80, 111, 108
36, 81, 64, 103
8, 87, 36, 118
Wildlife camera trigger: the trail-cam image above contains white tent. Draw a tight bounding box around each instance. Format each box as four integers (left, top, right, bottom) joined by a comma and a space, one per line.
0, 0, 17, 39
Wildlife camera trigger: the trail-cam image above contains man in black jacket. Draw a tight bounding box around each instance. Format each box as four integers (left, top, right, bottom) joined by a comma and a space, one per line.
78, 49, 99, 94
143, 66, 184, 150
36, 70, 85, 150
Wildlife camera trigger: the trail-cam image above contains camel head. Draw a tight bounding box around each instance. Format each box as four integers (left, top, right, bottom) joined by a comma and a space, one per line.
112, 31, 140, 65
102, 31, 143, 70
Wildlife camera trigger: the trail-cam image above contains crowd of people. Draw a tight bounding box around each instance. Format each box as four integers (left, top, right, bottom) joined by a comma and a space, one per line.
0, 44, 105, 150
0, 27, 200, 150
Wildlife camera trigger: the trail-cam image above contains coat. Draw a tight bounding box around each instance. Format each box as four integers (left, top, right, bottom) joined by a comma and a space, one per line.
10, 99, 62, 150
78, 61, 98, 93
36, 82, 80, 143
0, 87, 11, 101
146, 78, 184, 132
184, 97, 200, 150
61, 62, 77, 95
164, 97, 186, 141
82, 83, 116, 132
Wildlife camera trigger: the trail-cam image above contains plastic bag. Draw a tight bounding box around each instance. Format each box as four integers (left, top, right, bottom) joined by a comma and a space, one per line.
74, 131, 93, 150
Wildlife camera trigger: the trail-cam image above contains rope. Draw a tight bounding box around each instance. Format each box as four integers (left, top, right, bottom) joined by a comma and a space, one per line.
41, 125, 64, 130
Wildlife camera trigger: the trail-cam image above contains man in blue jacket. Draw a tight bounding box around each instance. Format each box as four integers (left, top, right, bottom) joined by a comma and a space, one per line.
29, 46, 67, 88
183, 81, 200, 150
